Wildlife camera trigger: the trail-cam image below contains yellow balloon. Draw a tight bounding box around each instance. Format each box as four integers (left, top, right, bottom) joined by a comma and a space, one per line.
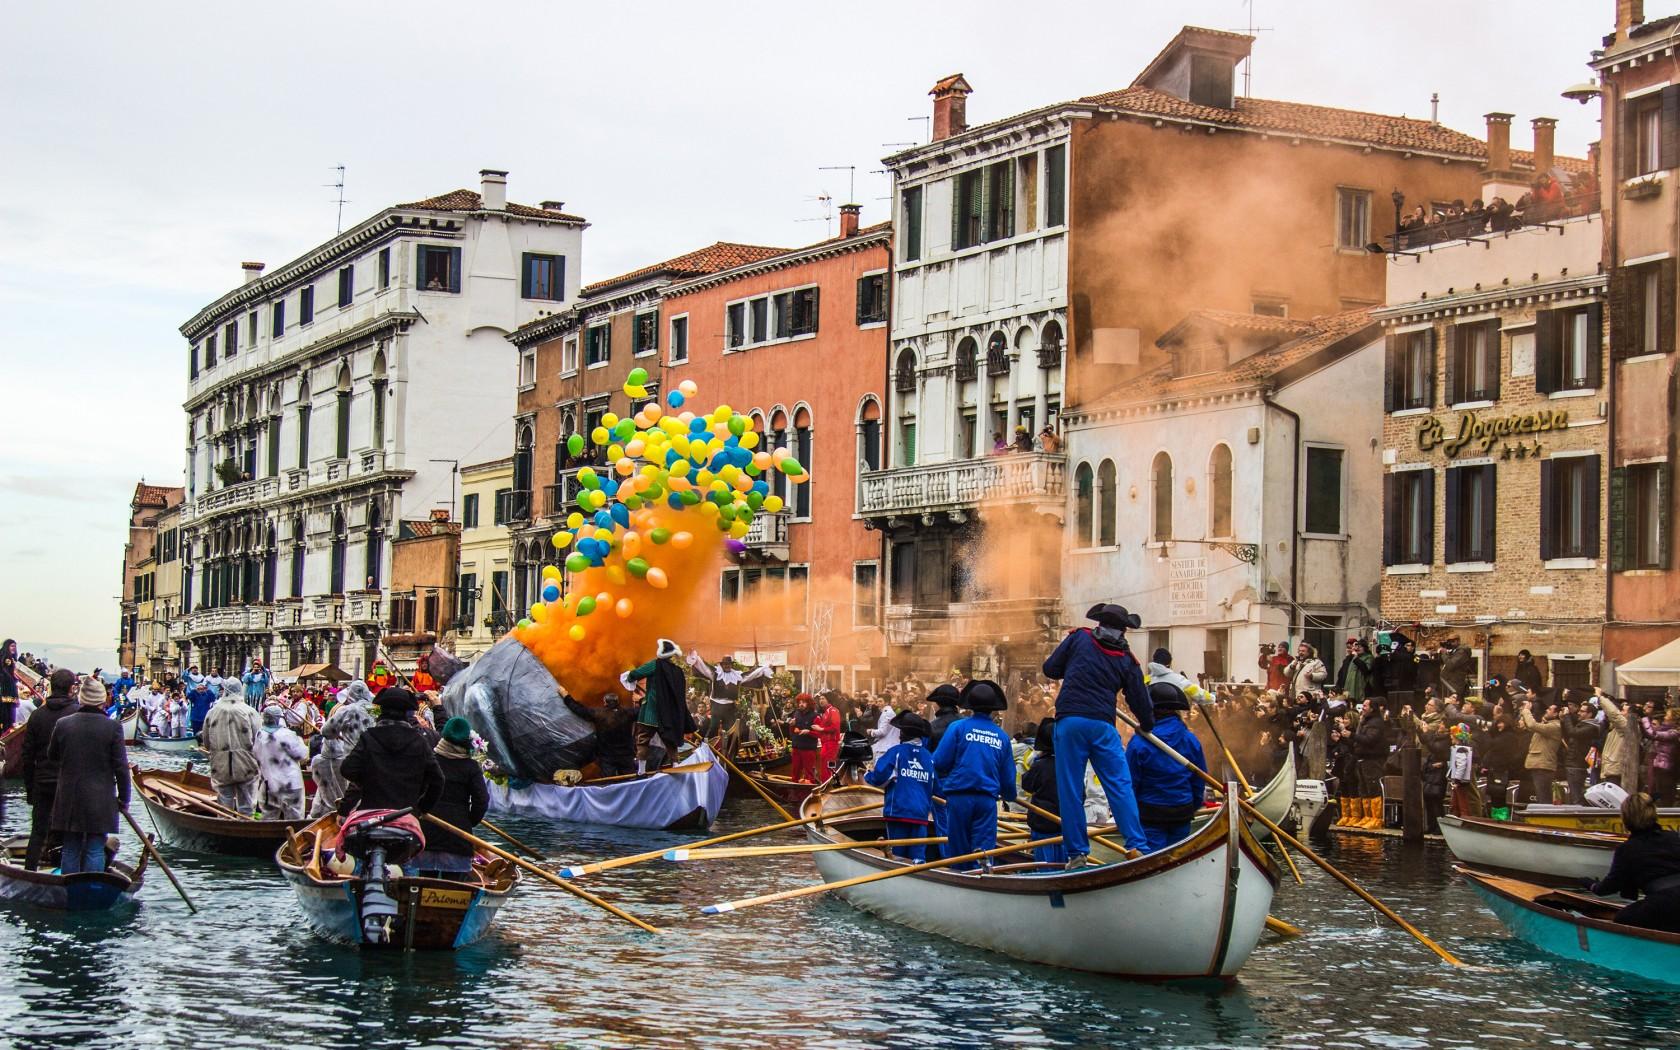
671, 459, 691, 478
729, 520, 750, 539
542, 563, 562, 577
551, 533, 572, 550
530, 603, 546, 621
741, 431, 760, 449
568, 624, 586, 642
697, 501, 720, 518
567, 512, 584, 529
712, 405, 732, 422
589, 489, 607, 508
720, 464, 739, 484
763, 495, 784, 514
593, 528, 613, 543
603, 413, 619, 428
696, 469, 714, 487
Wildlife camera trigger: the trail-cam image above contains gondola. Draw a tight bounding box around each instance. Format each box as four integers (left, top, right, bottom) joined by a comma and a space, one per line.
1458, 867, 1680, 986
799, 785, 1277, 979
1517, 803, 1680, 834
487, 741, 730, 830
277, 813, 519, 950
1438, 815, 1619, 885
0, 836, 147, 911
722, 740, 792, 796
135, 727, 199, 753
134, 765, 314, 857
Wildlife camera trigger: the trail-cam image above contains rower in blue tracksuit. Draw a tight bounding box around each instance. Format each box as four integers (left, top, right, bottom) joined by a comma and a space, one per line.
1044, 603, 1155, 867
863, 711, 939, 862
931, 680, 1016, 869
1127, 681, 1207, 852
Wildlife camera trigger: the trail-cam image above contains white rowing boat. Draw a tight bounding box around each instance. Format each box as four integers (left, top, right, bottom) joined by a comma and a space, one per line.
486, 741, 730, 830
1438, 815, 1620, 884
800, 785, 1278, 979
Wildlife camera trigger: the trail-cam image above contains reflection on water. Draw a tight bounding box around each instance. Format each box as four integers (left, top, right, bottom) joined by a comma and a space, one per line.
1, 751, 1677, 1049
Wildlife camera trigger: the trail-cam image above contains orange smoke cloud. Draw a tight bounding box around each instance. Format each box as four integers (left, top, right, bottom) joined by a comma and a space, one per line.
514, 504, 725, 704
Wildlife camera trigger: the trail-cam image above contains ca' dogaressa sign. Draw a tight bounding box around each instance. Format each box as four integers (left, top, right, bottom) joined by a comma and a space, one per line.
1416, 408, 1571, 457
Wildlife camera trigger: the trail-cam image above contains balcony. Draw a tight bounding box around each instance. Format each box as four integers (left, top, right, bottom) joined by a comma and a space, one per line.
1385, 208, 1604, 306
742, 511, 790, 560
183, 605, 273, 637
344, 593, 382, 626
309, 596, 344, 625
273, 598, 305, 630
544, 472, 586, 518
183, 476, 282, 523
859, 452, 1066, 520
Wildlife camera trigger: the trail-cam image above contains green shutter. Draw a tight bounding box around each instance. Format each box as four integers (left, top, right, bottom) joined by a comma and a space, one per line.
1609, 466, 1629, 571
1535, 310, 1560, 394
1658, 463, 1673, 569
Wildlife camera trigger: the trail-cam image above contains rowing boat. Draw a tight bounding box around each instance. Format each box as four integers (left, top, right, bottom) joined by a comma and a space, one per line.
0, 725, 22, 780
1439, 815, 1619, 885
1518, 803, 1680, 834
486, 741, 730, 830
276, 814, 519, 950
800, 785, 1277, 979
1459, 867, 1680, 986
0, 836, 147, 911
1220, 746, 1296, 831
136, 727, 200, 753
134, 765, 313, 857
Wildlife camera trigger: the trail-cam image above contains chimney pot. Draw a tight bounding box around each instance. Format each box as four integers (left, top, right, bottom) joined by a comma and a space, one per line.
1617, 0, 1646, 41
479, 168, 508, 211
838, 203, 861, 238
430, 508, 450, 522
1483, 112, 1514, 173
1531, 117, 1557, 175
929, 74, 973, 142
539, 200, 566, 213
241, 261, 265, 285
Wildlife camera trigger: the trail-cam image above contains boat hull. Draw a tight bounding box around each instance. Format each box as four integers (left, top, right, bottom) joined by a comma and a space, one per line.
137, 733, 200, 753
280, 866, 511, 950
1439, 815, 1618, 884
135, 769, 312, 858
1461, 868, 1680, 986
0, 861, 143, 912
1518, 804, 1680, 834
488, 742, 729, 830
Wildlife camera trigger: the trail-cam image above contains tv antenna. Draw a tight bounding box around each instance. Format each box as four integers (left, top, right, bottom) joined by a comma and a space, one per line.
325, 165, 349, 233
797, 193, 834, 235
1235, 0, 1274, 98
908, 115, 931, 144
818, 164, 856, 204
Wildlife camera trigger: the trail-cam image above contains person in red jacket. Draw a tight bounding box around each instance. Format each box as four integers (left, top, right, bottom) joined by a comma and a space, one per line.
814, 692, 842, 778
1261, 643, 1291, 692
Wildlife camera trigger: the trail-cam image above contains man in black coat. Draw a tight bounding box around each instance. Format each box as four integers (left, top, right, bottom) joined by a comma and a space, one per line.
564, 692, 637, 777
47, 677, 131, 874
19, 669, 79, 870
338, 687, 443, 816
926, 684, 963, 750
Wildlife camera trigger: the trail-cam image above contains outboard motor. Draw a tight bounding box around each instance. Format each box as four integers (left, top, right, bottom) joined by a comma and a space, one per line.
833, 733, 874, 785
339, 809, 423, 946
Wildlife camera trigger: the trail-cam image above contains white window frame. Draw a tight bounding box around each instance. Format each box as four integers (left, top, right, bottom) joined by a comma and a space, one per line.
723, 282, 820, 352
857, 268, 888, 329
585, 323, 611, 370
561, 335, 579, 377
517, 349, 536, 391
668, 312, 690, 365
1336, 187, 1372, 252
852, 560, 881, 628
632, 310, 660, 358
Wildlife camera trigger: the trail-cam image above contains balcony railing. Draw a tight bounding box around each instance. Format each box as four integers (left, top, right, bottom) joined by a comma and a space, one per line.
1037, 341, 1062, 370
743, 511, 789, 552
183, 605, 273, 637
1388, 191, 1599, 252
309, 596, 344, 624
859, 452, 1066, 517
344, 593, 382, 625
506, 489, 532, 524
186, 476, 281, 522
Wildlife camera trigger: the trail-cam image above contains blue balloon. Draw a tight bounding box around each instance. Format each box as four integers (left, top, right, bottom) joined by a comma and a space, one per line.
667, 493, 685, 509
752, 479, 769, 496
610, 503, 630, 527
601, 477, 620, 497
708, 453, 727, 472
667, 391, 685, 408
542, 584, 560, 602
689, 417, 709, 433
665, 448, 680, 466
592, 510, 613, 529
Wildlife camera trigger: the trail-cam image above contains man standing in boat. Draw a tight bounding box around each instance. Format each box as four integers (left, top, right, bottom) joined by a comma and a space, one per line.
622, 639, 696, 773
1126, 682, 1207, 852
863, 711, 938, 861
19, 669, 79, 870
47, 677, 131, 875
338, 687, 443, 815
931, 680, 1016, 868
686, 650, 772, 751
1044, 603, 1154, 868
203, 685, 263, 815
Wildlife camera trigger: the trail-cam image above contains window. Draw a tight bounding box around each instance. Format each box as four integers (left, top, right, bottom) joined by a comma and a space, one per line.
1097, 460, 1117, 546
1615, 260, 1675, 359
1303, 446, 1345, 535
266, 416, 281, 478
329, 512, 347, 594
1018, 154, 1038, 234
337, 265, 353, 308
248, 310, 258, 344
793, 417, 812, 518
1386, 329, 1435, 411
633, 311, 658, 356
300, 286, 314, 325
1151, 452, 1174, 542
1383, 469, 1434, 566
1072, 463, 1095, 543
457, 572, 478, 627
365, 502, 383, 590
224, 321, 238, 357
296, 404, 311, 468
1337, 188, 1372, 250
490, 570, 509, 621
1449, 320, 1501, 404
522, 253, 564, 300
898, 418, 917, 467
189, 344, 199, 380
1536, 304, 1601, 393
272, 300, 285, 337
1251, 298, 1288, 318
788, 288, 818, 336
853, 563, 879, 627
492, 487, 512, 526
726, 303, 746, 348
206, 333, 218, 364
370, 376, 386, 447
334, 367, 351, 459
952, 160, 1014, 250
667, 315, 689, 363
1189, 53, 1233, 109
290, 516, 305, 598
1445, 464, 1497, 564
1209, 444, 1233, 537
462, 492, 480, 529
378, 247, 391, 289
562, 336, 579, 374
856, 273, 887, 325
902, 186, 923, 261
1541, 455, 1600, 560
750, 298, 769, 343
418, 245, 461, 292
518, 349, 536, 388
1613, 463, 1671, 570
1045, 144, 1067, 228
1624, 90, 1672, 178
585, 324, 610, 367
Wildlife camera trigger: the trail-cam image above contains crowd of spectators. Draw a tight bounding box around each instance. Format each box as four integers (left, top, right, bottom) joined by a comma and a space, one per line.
1395, 171, 1599, 249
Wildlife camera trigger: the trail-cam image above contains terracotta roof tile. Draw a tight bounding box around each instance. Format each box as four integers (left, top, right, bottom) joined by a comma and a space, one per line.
397, 189, 586, 223
580, 241, 789, 297
132, 483, 183, 508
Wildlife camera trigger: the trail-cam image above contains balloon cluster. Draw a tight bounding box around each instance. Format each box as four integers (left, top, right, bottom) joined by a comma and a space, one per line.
514, 370, 808, 646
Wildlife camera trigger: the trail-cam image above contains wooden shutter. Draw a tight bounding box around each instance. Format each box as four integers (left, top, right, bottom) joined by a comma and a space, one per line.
1584, 454, 1602, 558
1539, 457, 1557, 560
1662, 258, 1677, 356
1662, 85, 1680, 173
950, 175, 963, 250
1421, 470, 1436, 564
1480, 466, 1498, 563
1535, 309, 1560, 394
1383, 473, 1400, 565
807, 287, 819, 334
1620, 98, 1638, 181
1609, 266, 1633, 360
1485, 321, 1503, 401
1423, 327, 1437, 408
1443, 466, 1462, 564
1608, 465, 1629, 571
1445, 325, 1461, 406
1384, 334, 1399, 411
1658, 463, 1673, 569
1585, 302, 1604, 389
855, 277, 867, 325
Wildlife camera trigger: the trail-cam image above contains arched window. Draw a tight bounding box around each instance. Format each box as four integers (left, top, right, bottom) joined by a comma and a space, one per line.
370, 351, 388, 448
985, 331, 1010, 377
768, 410, 790, 505
954, 336, 979, 382
793, 406, 813, 519
334, 363, 352, 459
1098, 460, 1117, 547
290, 515, 306, 598
1074, 462, 1094, 544
1151, 452, 1174, 542
512, 423, 533, 521
329, 510, 347, 595
856, 396, 882, 472
263, 523, 278, 603
894, 347, 918, 394
296, 377, 312, 469
365, 499, 384, 590
1209, 444, 1233, 538
894, 350, 918, 467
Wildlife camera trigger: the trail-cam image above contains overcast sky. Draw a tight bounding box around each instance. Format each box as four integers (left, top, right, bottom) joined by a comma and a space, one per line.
0, 1, 1617, 664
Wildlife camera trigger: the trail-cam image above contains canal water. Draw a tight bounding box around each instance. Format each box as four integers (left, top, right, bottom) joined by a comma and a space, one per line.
1, 752, 1676, 1050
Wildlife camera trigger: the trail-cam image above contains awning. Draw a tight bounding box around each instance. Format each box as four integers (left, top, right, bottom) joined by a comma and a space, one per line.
1616, 636, 1680, 688
273, 662, 352, 683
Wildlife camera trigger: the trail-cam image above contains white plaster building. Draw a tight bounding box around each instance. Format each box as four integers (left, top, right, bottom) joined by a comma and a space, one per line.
173, 171, 584, 674
1060, 310, 1385, 680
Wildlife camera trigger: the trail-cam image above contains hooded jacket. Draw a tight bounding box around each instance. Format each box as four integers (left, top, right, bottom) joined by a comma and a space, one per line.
1044, 628, 1153, 731
339, 717, 444, 814
1598, 696, 1635, 781
1125, 712, 1206, 822
202, 696, 262, 785
424, 747, 490, 856
863, 741, 938, 822
931, 715, 1016, 800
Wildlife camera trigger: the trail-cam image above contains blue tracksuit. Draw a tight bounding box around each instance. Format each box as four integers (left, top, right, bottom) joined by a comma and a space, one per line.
187, 685, 216, 734
1045, 629, 1154, 855
1126, 712, 1207, 852
932, 715, 1016, 867
865, 742, 939, 861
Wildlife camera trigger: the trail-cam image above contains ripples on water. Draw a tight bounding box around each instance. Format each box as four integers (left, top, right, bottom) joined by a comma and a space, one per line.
1, 752, 1677, 1049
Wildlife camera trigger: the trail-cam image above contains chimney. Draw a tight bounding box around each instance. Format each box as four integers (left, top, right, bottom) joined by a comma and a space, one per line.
1484, 112, 1514, 173
838, 203, 861, 238
241, 261, 265, 285
540, 200, 566, 213
429, 508, 450, 522
1618, 0, 1646, 41
479, 168, 508, 211
930, 74, 973, 141
1531, 117, 1557, 175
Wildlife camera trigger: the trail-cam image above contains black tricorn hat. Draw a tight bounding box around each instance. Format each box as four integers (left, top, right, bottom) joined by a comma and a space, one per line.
1149, 681, 1190, 712
927, 683, 962, 708
375, 686, 419, 714
890, 710, 932, 739
1086, 603, 1142, 630
959, 679, 1008, 712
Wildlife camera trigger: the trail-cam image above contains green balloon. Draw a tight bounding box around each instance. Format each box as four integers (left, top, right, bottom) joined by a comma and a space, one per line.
577, 596, 597, 616
728, 415, 746, 437
718, 503, 737, 523
746, 491, 764, 510
614, 419, 635, 442
627, 367, 649, 386
650, 528, 672, 545
623, 495, 643, 510
517, 618, 532, 629
565, 552, 589, 573
776, 457, 805, 476
627, 557, 650, 578
578, 467, 599, 489
680, 490, 701, 505
567, 433, 584, 457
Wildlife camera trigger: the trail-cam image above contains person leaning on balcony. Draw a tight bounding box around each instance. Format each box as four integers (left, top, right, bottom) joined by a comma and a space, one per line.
990, 431, 1007, 455
1012, 425, 1033, 454
1036, 425, 1061, 454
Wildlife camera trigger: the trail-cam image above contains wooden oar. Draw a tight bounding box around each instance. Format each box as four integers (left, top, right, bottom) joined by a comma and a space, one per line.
120, 807, 196, 913
707, 740, 794, 821
1265, 915, 1303, 937
560, 800, 884, 878
143, 777, 248, 821
478, 818, 547, 861
1114, 710, 1464, 968
420, 814, 659, 934
702, 834, 1065, 914
1196, 705, 1300, 884
581, 760, 714, 786
667, 837, 947, 861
